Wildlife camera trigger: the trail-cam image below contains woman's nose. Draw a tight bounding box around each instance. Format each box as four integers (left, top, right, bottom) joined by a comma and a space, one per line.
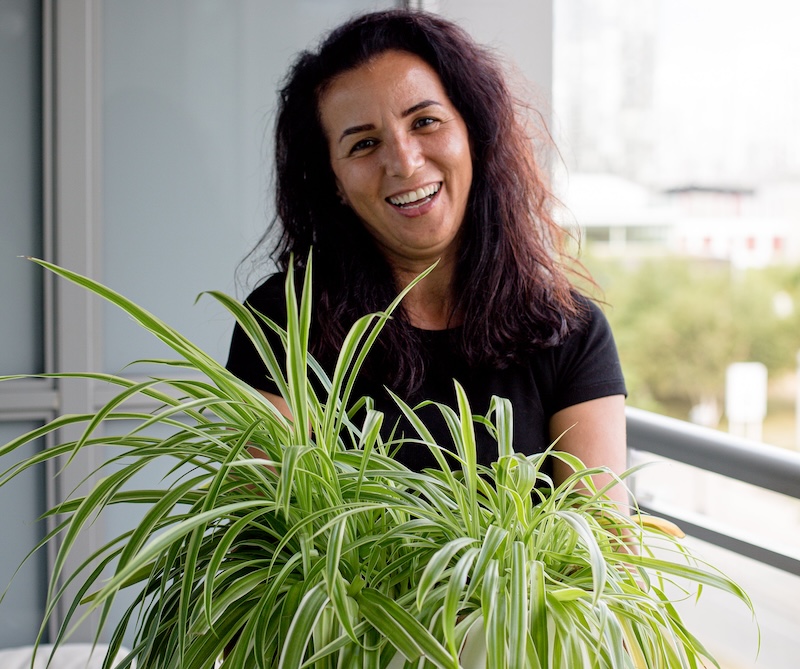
384, 133, 424, 178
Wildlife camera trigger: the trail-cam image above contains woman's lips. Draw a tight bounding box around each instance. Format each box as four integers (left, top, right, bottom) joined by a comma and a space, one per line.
386, 182, 441, 206
386, 182, 442, 216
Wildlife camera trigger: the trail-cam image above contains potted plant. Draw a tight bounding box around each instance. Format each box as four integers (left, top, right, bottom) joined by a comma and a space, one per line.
0, 259, 753, 668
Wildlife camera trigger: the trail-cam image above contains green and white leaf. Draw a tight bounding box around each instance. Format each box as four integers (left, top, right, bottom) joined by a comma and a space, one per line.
0, 258, 755, 668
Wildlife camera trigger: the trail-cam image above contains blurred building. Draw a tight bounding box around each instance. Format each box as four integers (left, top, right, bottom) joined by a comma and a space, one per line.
557, 172, 800, 268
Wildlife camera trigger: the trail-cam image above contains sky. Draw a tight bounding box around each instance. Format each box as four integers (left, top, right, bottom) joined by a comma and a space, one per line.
554, 0, 800, 188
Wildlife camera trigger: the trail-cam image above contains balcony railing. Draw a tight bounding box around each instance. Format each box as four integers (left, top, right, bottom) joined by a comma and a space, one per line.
626, 406, 800, 576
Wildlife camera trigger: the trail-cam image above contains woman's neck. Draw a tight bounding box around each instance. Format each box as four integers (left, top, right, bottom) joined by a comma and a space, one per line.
392, 259, 460, 330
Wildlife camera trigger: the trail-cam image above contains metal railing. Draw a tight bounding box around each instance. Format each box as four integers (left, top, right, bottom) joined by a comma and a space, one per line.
626, 406, 800, 576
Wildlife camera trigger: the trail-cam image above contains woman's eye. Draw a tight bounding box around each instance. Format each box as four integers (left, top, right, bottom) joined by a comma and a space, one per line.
414, 117, 439, 130
350, 138, 377, 154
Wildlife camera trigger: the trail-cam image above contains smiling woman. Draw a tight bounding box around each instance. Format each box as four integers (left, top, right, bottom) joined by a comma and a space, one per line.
226, 9, 628, 498
0, 7, 757, 667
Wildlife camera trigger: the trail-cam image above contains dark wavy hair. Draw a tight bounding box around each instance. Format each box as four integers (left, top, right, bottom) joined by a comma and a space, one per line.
265, 9, 586, 394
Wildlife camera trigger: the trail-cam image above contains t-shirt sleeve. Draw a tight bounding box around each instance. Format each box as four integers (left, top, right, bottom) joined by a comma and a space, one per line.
225, 274, 288, 393
549, 297, 627, 414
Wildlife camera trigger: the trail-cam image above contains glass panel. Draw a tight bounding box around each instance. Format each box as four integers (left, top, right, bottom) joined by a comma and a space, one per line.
554, 0, 800, 441
98, 420, 197, 648
102, 0, 394, 373
554, 4, 800, 667
0, 422, 47, 648
0, 0, 43, 376
661, 537, 799, 669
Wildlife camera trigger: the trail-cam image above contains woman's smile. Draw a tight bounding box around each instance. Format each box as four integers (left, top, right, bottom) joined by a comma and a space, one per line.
386, 181, 442, 215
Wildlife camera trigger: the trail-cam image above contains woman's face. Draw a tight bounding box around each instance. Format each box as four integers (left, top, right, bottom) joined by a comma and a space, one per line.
318, 50, 473, 271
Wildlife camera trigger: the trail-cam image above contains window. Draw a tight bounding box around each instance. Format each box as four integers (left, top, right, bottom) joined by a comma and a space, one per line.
554, 4, 800, 666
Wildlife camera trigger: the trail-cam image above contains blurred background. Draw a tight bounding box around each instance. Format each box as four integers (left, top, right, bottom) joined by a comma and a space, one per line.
1, 0, 797, 666
551, 3, 800, 667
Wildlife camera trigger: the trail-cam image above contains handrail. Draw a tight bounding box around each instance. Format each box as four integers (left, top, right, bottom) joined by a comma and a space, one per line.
626, 407, 800, 499
626, 406, 800, 576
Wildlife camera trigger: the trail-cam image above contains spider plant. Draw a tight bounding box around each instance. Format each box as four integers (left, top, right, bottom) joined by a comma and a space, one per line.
0, 257, 753, 669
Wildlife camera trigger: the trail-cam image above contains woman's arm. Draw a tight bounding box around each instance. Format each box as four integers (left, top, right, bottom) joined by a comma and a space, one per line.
549, 394, 628, 511
259, 389, 293, 421
247, 390, 293, 462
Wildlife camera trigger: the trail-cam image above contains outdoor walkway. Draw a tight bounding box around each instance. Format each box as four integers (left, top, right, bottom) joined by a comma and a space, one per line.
671, 538, 800, 669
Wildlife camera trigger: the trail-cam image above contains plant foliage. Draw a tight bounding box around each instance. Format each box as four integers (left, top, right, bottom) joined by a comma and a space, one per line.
0, 258, 754, 668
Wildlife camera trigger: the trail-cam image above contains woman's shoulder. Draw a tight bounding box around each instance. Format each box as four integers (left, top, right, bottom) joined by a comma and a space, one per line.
568, 291, 613, 338
517, 291, 618, 367
242, 272, 287, 307
550, 292, 623, 379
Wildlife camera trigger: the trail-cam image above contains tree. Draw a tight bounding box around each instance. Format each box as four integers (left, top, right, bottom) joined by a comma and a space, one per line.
582, 254, 800, 421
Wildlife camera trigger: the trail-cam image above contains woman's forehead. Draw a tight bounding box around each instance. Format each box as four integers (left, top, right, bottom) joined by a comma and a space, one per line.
318, 51, 450, 131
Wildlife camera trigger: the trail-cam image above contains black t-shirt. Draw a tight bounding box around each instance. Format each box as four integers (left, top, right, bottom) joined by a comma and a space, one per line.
226, 274, 627, 472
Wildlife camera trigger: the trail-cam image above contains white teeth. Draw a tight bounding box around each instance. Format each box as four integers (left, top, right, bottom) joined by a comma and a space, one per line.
388, 183, 440, 206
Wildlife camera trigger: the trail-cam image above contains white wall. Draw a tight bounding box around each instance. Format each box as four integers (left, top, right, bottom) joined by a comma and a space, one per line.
0, 0, 554, 646
437, 0, 553, 108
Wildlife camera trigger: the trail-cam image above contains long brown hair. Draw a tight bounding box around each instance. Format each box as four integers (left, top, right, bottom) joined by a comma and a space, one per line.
264, 9, 585, 394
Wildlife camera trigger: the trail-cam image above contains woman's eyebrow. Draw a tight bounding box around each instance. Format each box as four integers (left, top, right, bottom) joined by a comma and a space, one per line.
338, 100, 443, 144
339, 123, 375, 143
402, 99, 442, 117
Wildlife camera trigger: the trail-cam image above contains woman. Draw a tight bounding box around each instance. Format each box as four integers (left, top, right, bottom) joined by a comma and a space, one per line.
227, 9, 627, 502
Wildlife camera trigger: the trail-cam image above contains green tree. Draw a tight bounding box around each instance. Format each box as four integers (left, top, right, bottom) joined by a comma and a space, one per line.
583, 254, 800, 420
